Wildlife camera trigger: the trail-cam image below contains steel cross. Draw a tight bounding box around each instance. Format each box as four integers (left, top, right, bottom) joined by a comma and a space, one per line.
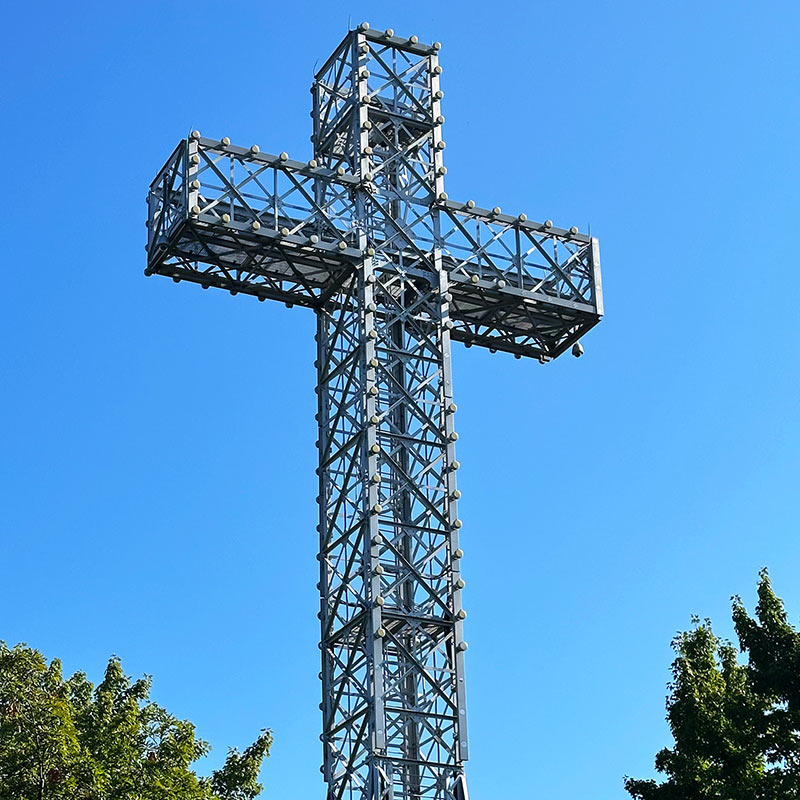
145, 23, 602, 800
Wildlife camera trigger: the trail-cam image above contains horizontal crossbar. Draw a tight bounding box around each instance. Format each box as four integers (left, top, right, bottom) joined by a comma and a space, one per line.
146, 137, 602, 359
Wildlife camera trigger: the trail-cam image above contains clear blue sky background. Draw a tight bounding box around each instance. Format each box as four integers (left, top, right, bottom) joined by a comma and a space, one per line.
2, 1, 799, 797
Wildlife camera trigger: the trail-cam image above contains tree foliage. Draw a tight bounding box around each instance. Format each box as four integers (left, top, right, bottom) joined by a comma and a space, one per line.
625, 570, 800, 799
0, 642, 271, 800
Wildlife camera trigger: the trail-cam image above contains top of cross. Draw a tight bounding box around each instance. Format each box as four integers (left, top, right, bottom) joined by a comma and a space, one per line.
319, 22, 443, 67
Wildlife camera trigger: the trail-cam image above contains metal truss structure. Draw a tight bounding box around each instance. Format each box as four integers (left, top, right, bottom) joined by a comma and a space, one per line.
145, 23, 602, 800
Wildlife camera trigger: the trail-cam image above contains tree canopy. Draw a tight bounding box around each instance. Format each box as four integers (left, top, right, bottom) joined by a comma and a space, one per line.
625, 570, 800, 799
0, 642, 270, 800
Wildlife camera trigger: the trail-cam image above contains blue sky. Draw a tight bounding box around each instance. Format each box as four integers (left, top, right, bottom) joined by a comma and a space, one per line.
2, 0, 799, 797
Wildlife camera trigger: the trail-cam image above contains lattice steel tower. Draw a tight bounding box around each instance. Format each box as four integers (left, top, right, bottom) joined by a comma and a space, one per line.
145, 23, 602, 800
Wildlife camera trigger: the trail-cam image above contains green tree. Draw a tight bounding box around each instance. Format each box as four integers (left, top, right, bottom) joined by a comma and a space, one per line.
0, 642, 271, 800
625, 570, 800, 799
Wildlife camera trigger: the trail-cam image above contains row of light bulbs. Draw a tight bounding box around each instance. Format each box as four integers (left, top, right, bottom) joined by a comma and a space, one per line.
189, 133, 581, 236
357, 21, 441, 52
190, 132, 583, 236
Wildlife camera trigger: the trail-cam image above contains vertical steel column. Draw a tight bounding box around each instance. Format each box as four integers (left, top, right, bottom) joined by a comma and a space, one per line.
367, 262, 467, 800
315, 26, 468, 800
317, 264, 374, 800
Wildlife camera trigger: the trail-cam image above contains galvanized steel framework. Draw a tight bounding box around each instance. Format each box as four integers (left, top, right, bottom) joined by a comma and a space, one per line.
145, 24, 602, 800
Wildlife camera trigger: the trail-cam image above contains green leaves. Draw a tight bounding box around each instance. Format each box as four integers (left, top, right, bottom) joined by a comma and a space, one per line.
0, 643, 85, 799
205, 732, 273, 800
0, 643, 270, 800
625, 571, 800, 799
